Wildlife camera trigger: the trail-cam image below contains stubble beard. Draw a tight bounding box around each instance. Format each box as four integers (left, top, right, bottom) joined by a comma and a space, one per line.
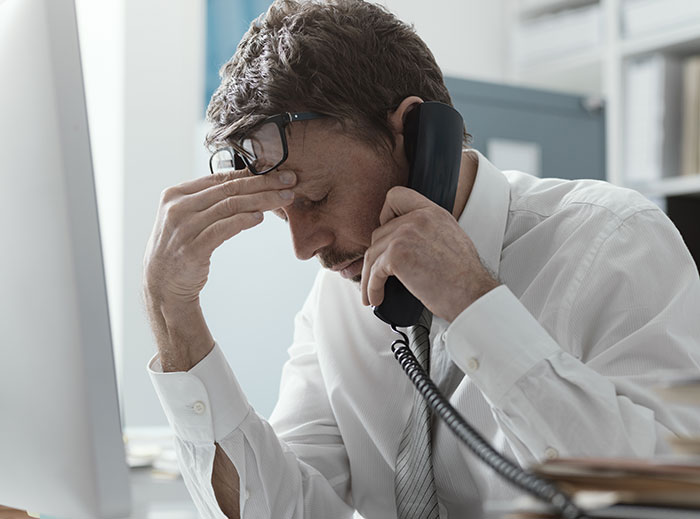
318, 248, 365, 284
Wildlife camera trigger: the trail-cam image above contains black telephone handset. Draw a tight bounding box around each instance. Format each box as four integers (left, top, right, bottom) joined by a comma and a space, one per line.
372, 101, 464, 328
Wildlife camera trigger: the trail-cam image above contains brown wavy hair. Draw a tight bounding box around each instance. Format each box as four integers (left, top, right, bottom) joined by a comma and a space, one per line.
205, 0, 468, 153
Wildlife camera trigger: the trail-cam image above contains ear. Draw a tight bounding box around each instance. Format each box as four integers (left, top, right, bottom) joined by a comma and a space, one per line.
387, 96, 424, 137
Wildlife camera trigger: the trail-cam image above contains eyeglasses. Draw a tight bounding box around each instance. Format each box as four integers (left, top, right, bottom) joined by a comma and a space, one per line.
209, 111, 328, 175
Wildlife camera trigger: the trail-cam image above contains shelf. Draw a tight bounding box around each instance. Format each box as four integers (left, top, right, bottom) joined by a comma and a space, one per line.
512, 46, 603, 95
622, 20, 700, 58
518, 0, 598, 18
625, 174, 700, 198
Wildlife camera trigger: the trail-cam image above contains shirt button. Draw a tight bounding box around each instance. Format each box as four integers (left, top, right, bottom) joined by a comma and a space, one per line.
192, 401, 206, 415
244, 488, 250, 500
544, 447, 559, 460
466, 357, 479, 372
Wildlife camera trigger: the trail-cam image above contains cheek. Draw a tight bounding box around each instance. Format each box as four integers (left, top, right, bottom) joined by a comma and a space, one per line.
347, 184, 389, 238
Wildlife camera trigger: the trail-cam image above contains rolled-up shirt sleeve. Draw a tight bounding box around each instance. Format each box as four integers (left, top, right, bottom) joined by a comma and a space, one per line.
148, 274, 354, 519
444, 207, 700, 466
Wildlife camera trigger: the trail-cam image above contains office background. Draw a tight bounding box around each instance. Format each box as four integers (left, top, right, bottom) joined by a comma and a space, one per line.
73, 0, 700, 429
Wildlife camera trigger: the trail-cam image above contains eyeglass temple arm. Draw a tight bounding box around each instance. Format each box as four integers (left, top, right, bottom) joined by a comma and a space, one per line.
286, 112, 327, 122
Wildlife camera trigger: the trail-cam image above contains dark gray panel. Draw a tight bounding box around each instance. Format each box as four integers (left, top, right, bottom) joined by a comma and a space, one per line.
445, 76, 606, 181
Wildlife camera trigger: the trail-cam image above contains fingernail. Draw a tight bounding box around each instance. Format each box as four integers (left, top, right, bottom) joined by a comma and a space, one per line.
279, 190, 294, 199
280, 171, 296, 185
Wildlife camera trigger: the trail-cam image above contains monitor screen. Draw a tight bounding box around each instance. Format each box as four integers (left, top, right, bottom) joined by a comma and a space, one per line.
0, 0, 131, 516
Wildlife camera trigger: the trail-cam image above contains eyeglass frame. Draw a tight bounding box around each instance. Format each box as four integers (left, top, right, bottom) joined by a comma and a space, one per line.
209, 111, 329, 176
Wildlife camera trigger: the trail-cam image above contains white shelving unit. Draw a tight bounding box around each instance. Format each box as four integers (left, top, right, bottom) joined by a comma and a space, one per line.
506, 0, 700, 199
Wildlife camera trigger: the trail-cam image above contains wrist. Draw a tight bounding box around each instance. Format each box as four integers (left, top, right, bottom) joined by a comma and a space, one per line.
145, 293, 215, 372
448, 276, 501, 323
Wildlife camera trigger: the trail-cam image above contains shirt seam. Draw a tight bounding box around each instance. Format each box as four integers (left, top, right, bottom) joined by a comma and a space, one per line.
508, 199, 651, 223
560, 207, 661, 355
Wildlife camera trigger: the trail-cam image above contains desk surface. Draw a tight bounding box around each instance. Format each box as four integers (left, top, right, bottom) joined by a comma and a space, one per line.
0, 469, 199, 519
128, 468, 198, 519
0, 470, 545, 519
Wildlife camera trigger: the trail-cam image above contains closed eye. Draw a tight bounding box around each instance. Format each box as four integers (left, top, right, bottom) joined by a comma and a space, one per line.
272, 192, 329, 222
309, 193, 329, 208
294, 192, 329, 211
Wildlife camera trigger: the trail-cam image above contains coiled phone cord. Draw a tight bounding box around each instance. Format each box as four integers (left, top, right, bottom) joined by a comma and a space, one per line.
390, 325, 590, 519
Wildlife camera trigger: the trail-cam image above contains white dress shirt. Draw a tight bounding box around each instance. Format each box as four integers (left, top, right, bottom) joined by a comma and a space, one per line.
149, 151, 700, 519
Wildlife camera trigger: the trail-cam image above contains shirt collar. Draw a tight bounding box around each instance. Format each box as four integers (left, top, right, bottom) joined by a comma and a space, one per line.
456, 150, 510, 279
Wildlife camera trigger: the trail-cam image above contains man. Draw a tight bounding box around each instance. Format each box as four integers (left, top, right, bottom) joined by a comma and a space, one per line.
144, 1, 700, 518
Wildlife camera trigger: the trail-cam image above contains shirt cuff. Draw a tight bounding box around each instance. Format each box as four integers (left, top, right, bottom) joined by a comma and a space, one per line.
147, 342, 251, 444
444, 285, 560, 406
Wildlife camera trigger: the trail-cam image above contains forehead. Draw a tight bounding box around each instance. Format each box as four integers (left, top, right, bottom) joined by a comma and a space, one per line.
279, 122, 343, 190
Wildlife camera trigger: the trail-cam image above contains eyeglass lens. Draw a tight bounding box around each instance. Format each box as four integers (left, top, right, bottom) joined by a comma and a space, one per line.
210, 122, 287, 175
241, 122, 285, 174
210, 148, 236, 174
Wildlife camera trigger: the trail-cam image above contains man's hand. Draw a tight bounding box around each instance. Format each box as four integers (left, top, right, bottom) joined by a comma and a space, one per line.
361, 186, 499, 322
142, 167, 296, 370
144, 168, 297, 307
0, 505, 31, 519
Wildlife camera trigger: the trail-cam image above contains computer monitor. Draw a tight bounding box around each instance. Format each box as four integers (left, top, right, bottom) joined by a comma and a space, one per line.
0, 0, 131, 517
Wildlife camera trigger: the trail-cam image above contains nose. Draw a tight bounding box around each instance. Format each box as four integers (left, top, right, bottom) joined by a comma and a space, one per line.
286, 212, 334, 261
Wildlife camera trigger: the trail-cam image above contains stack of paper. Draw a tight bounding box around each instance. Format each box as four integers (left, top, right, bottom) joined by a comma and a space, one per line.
623, 0, 700, 38
484, 454, 700, 518
487, 458, 700, 518
623, 54, 682, 183
497, 500, 700, 518
511, 3, 603, 64
533, 457, 700, 509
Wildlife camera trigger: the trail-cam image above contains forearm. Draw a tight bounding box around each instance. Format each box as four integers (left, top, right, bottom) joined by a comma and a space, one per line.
446, 286, 695, 461
144, 290, 215, 372
213, 443, 241, 518
488, 352, 670, 460
144, 291, 241, 516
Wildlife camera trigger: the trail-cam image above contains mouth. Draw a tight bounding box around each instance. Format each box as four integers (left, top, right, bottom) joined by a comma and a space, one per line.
330, 257, 364, 280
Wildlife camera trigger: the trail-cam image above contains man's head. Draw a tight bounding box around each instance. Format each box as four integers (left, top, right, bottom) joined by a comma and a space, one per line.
205, 0, 468, 281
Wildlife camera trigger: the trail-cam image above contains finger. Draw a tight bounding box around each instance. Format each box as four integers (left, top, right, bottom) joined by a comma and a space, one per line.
366, 251, 394, 307
188, 189, 295, 239
379, 186, 433, 225
368, 211, 423, 250
361, 249, 372, 306
192, 211, 265, 253
184, 169, 297, 212
361, 230, 394, 306
172, 168, 254, 196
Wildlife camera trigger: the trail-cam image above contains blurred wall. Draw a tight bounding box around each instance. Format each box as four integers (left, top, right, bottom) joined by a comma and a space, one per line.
381, 0, 506, 83
81, 0, 507, 428
121, 0, 207, 427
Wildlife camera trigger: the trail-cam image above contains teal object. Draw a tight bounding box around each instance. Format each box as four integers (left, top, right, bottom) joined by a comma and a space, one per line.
205, 0, 272, 111
445, 76, 606, 181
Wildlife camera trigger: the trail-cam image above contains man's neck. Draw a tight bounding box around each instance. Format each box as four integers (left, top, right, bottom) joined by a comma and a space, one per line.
451, 149, 479, 220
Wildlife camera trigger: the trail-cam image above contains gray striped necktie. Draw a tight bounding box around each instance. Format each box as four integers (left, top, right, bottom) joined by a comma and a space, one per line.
394, 309, 440, 519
